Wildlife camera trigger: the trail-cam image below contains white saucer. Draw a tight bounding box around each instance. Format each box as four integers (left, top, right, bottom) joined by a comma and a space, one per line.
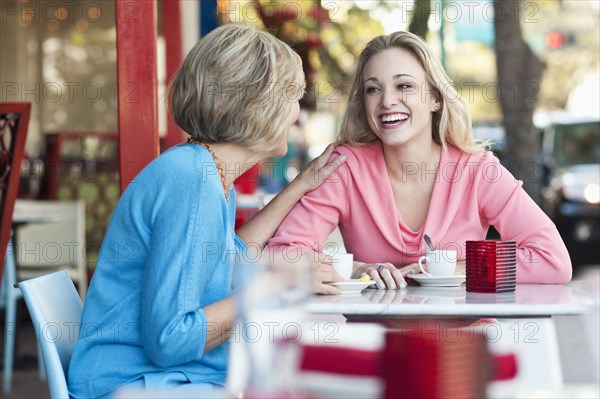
409, 274, 466, 287
328, 279, 375, 295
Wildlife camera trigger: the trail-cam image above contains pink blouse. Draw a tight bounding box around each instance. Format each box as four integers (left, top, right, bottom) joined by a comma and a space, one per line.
268, 142, 572, 283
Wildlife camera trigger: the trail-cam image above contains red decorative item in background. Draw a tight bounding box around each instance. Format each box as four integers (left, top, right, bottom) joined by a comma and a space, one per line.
305, 32, 322, 49
307, 3, 332, 24
0, 102, 31, 277
234, 162, 263, 228
235, 206, 261, 229
234, 162, 262, 194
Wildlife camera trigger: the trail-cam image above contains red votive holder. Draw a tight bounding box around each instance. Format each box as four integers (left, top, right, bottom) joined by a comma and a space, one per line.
466, 240, 517, 293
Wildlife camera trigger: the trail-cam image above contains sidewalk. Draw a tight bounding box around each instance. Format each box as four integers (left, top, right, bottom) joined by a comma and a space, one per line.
1, 306, 49, 398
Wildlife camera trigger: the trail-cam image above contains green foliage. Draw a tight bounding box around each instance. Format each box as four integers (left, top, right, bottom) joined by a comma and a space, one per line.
222, 1, 598, 121
222, 1, 383, 111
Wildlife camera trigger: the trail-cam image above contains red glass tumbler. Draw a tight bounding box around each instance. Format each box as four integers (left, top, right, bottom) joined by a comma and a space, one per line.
466, 240, 517, 293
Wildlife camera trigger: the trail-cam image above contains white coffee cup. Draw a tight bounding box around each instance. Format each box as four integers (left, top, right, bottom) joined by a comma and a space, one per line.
330, 252, 353, 281
418, 250, 457, 277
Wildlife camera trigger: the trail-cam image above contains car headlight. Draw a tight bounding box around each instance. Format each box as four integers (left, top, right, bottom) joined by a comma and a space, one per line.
562, 173, 600, 204
584, 183, 600, 204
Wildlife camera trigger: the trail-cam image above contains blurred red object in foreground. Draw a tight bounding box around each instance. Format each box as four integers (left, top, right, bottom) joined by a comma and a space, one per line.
300, 326, 518, 399
383, 330, 492, 399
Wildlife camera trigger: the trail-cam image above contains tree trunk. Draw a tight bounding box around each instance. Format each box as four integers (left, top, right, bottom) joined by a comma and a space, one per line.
493, 0, 545, 204
408, 0, 431, 39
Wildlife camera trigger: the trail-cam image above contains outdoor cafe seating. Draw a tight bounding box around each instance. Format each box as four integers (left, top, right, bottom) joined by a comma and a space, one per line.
1, 1, 599, 398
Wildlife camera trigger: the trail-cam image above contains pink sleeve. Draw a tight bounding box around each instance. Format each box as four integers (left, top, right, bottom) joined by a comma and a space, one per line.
477, 153, 572, 283
267, 154, 349, 254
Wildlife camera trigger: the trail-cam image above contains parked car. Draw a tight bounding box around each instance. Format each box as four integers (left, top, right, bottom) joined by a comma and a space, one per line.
540, 115, 600, 268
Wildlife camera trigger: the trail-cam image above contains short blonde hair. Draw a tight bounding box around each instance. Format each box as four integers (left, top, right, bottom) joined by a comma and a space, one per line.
170, 24, 305, 152
338, 31, 486, 154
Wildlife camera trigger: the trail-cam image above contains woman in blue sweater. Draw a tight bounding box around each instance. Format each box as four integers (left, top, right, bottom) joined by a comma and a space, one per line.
68, 24, 346, 398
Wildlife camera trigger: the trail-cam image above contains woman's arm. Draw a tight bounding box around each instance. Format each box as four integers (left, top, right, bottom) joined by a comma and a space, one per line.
266, 147, 355, 294
202, 297, 236, 351
478, 154, 572, 283
236, 144, 346, 250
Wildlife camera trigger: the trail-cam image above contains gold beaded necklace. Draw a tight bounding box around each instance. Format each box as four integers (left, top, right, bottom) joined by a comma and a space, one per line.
187, 137, 230, 201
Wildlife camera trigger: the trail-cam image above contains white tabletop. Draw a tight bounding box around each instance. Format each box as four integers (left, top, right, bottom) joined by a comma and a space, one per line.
306, 284, 597, 318
12, 212, 63, 224
12, 200, 68, 224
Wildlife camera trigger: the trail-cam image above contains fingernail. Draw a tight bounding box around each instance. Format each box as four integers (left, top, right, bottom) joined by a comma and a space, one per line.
400, 282, 407, 289
389, 283, 396, 289
378, 282, 385, 289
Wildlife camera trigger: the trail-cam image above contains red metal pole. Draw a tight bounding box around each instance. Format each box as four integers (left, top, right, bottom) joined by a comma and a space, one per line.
115, 0, 160, 192
162, 0, 185, 150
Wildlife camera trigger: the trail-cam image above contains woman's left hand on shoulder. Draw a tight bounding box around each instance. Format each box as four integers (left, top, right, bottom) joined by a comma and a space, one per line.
293, 143, 346, 193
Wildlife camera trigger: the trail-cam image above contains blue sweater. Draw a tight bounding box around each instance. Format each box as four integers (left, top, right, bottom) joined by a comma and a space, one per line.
68, 143, 246, 398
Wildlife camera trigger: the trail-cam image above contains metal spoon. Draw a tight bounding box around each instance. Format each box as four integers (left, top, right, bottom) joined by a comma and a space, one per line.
423, 234, 435, 251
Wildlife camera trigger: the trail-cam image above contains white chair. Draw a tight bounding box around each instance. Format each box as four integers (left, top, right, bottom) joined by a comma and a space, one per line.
1, 238, 19, 393
17, 269, 83, 399
471, 318, 564, 396
1, 237, 45, 393
13, 199, 87, 299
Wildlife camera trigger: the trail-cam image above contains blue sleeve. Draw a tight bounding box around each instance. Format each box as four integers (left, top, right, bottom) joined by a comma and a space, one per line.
138, 154, 228, 367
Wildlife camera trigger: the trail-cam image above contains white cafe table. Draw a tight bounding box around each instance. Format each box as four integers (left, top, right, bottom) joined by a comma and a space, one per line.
305, 284, 596, 318
12, 200, 65, 225
304, 284, 599, 396
4, 202, 66, 391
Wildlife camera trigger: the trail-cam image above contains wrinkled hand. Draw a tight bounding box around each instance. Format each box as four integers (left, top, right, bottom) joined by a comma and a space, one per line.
312, 252, 344, 295
358, 262, 419, 290
293, 143, 347, 194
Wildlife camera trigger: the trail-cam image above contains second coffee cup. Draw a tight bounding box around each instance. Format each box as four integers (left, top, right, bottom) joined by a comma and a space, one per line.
418, 250, 457, 277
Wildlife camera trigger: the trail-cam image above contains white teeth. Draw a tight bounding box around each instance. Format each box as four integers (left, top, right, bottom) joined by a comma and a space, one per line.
381, 113, 408, 122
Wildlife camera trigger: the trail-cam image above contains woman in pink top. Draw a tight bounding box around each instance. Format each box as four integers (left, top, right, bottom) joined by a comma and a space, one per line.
269, 31, 572, 291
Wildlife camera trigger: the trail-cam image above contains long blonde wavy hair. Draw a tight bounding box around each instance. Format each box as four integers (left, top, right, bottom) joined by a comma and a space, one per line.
338, 31, 486, 154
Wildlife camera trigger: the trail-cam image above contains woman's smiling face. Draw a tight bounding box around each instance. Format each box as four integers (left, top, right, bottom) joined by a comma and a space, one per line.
362, 47, 439, 147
